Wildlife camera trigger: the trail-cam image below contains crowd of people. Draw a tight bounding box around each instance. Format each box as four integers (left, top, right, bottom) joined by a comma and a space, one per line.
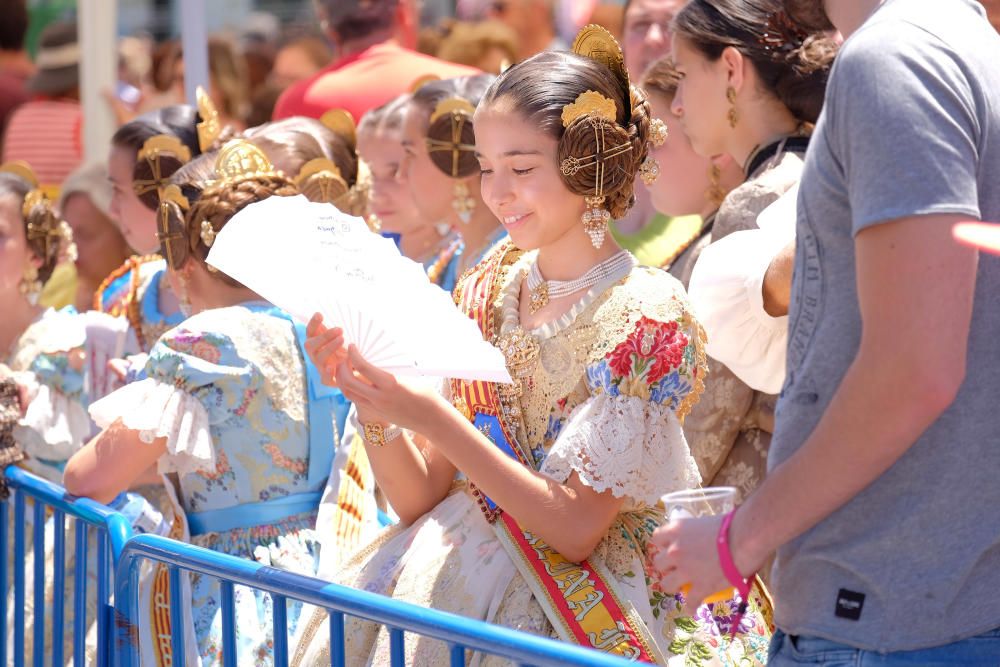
1, 0, 999, 664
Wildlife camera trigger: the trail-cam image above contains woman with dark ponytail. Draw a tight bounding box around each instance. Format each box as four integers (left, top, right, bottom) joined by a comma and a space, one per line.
293, 26, 771, 666
662, 0, 837, 508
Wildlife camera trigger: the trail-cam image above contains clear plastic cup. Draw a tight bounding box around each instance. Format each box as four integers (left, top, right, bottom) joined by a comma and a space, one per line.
659, 486, 738, 604
661, 486, 737, 521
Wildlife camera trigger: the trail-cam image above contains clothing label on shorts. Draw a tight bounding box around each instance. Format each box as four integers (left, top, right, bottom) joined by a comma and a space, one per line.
835, 589, 865, 620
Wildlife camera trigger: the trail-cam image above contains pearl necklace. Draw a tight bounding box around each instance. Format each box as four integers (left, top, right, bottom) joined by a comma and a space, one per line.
525, 250, 633, 314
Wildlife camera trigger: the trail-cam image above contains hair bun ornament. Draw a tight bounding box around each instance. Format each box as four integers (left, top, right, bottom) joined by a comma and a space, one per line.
320, 108, 358, 150
571, 24, 631, 118
758, 9, 809, 58
1, 161, 75, 270
213, 139, 280, 184
294, 157, 350, 205
134, 134, 193, 198
196, 86, 222, 153
156, 183, 190, 270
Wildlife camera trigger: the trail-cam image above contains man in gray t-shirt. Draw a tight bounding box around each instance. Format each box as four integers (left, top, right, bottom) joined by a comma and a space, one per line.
651, 0, 1000, 661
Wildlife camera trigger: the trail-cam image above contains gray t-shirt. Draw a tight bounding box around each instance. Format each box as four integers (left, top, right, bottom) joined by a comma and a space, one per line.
772, 0, 1000, 652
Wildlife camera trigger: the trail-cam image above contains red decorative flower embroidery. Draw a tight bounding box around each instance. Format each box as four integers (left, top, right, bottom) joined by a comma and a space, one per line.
607, 317, 688, 385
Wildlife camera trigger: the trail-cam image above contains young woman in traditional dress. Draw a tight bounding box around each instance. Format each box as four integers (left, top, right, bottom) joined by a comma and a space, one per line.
401, 75, 507, 291
65, 141, 335, 665
659, 0, 836, 503
356, 96, 462, 288
293, 27, 772, 666
98, 92, 224, 354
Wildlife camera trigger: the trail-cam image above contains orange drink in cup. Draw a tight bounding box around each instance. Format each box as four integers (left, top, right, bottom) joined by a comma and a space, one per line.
660, 486, 738, 605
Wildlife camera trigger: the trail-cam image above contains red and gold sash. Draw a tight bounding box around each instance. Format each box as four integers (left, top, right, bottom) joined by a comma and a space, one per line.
450, 244, 664, 663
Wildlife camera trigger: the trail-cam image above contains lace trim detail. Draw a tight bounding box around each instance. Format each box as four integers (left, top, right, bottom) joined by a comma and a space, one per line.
540, 393, 701, 506
89, 377, 216, 477
14, 377, 91, 466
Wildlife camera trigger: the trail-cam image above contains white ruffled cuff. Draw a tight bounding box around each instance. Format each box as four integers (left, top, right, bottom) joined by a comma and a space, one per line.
88, 377, 216, 477
14, 374, 91, 464
540, 394, 701, 506
688, 226, 790, 395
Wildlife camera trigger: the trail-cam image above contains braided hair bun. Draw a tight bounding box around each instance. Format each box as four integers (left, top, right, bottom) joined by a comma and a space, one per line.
557, 84, 651, 219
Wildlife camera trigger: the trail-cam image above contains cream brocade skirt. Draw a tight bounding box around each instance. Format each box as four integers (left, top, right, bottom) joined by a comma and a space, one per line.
291, 488, 772, 666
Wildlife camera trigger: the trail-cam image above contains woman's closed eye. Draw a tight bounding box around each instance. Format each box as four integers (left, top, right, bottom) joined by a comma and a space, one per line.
512, 167, 534, 176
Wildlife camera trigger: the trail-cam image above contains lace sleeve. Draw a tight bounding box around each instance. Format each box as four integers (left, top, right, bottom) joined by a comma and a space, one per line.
88, 378, 215, 478
540, 393, 701, 506
14, 372, 91, 465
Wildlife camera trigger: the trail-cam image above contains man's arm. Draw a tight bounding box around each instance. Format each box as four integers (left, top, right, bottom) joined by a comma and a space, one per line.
732, 212, 977, 572
652, 213, 977, 603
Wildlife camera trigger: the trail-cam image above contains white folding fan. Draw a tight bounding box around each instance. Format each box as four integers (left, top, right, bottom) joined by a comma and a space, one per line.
207, 195, 512, 383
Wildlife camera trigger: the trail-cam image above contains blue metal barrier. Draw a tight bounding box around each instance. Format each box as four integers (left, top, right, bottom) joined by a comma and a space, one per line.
113, 534, 636, 667
2, 466, 132, 667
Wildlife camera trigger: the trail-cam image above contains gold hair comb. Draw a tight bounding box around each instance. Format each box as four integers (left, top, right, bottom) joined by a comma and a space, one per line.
196, 86, 222, 152
320, 109, 358, 148
572, 24, 631, 117
213, 139, 279, 184
430, 97, 476, 124
561, 90, 618, 128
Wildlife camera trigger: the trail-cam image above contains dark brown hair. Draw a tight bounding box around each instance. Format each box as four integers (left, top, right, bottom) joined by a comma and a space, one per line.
244, 117, 359, 188
782, 0, 834, 32
0, 0, 29, 51
480, 51, 652, 219
672, 0, 837, 123
642, 56, 682, 100
411, 75, 496, 179
0, 173, 69, 285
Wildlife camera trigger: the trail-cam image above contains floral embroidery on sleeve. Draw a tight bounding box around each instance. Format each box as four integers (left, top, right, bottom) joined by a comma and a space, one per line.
586, 314, 706, 418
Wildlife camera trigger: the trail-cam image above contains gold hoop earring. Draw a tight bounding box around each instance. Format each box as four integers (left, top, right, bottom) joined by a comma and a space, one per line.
727, 86, 739, 128
19, 264, 42, 305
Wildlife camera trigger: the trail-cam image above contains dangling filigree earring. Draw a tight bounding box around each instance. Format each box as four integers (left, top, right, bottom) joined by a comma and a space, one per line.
640, 117, 668, 186
19, 264, 42, 305
727, 86, 739, 128
452, 181, 475, 224
582, 196, 611, 249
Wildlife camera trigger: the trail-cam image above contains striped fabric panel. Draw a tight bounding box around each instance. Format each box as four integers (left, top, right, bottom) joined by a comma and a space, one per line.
1, 100, 83, 189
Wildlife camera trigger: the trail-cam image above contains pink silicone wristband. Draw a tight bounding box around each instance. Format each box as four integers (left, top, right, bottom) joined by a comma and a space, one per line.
717, 508, 749, 595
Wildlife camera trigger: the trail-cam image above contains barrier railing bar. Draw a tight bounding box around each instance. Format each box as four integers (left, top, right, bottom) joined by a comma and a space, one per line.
0, 499, 6, 667
97, 533, 110, 667
329, 610, 345, 667
273, 593, 288, 666
33, 500, 45, 667
114, 535, 634, 667
389, 626, 405, 666
52, 509, 66, 667
168, 565, 185, 659
220, 579, 236, 667
14, 490, 25, 666
450, 643, 465, 667
73, 520, 87, 667
3, 467, 133, 563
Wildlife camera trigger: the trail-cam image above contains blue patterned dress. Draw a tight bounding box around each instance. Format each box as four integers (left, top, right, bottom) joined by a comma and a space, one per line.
89, 302, 347, 666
